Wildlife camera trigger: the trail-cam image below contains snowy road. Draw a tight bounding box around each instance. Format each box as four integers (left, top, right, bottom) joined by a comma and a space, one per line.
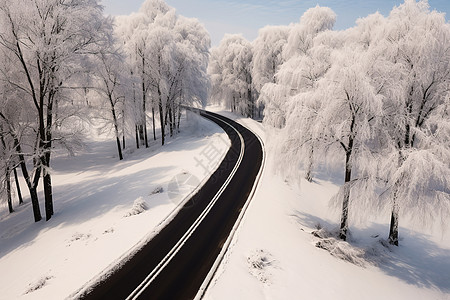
81, 109, 264, 299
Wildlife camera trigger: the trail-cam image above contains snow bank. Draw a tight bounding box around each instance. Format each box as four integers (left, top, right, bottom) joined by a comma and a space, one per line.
204, 106, 450, 300
0, 111, 230, 299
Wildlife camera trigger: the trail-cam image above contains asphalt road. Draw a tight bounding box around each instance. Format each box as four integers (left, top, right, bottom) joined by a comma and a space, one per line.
80, 109, 263, 300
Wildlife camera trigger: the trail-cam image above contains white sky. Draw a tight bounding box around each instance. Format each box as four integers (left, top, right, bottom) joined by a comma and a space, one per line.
101, 0, 450, 46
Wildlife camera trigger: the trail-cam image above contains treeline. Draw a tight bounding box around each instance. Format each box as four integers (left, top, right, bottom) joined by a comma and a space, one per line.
210, 0, 450, 245
0, 0, 210, 222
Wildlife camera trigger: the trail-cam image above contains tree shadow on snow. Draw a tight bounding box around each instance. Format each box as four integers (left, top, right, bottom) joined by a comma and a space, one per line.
375, 230, 450, 293
0, 166, 173, 259
291, 211, 450, 293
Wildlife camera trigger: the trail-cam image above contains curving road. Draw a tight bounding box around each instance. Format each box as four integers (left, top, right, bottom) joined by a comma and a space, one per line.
80, 108, 263, 300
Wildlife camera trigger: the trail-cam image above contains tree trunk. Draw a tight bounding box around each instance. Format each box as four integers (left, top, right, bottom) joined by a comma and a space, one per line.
13, 167, 23, 205
115, 136, 123, 160
122, 108, 126, 150
339, 176, 351, 240
110, 99, 123, 160
141, 57, 149, 148
305, 147, 314, 182
389, 184, 400, 246
158, 90, 165, 146
143, 120, 149, 149
152, 107, 156, 141
168, 104, 174, 137
139, 125, 144, 145
43, 166, 53, 221
15, 138, 41, 222
43, 91, 55, 221
339, 147, 353, 241
135, 125, 140, 149
6, 168, 14, 213
247, 87, 253, 118
177, 105, 182, 132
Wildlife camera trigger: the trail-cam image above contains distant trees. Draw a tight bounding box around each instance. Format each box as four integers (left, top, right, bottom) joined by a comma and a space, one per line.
92, 48, 129, 160
209, 34, 255, 117
116, 0, 210, 146
213, 0, 450, 245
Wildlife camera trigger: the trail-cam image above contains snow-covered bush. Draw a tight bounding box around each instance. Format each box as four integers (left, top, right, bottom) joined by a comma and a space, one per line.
123, 197, 148, 217
247, 249, 277, 284
24, 276, 54, 295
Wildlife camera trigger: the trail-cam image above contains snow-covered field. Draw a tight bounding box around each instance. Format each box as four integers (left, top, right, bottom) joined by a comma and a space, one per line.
1, 107, 449, 300
205, 106, 450, 300
0, 111, 230, 299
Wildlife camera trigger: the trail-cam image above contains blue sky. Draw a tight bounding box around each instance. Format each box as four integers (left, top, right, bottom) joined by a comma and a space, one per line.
101, 0, 450, 46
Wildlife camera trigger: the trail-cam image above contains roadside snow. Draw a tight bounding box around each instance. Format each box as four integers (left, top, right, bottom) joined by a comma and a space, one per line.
0, 111, 230, 300
2, 106, 449, 300
205, 105, 450, 300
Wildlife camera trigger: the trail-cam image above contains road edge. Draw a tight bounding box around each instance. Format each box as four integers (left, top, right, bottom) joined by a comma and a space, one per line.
67, 110, 231, 300
194, 118, 266, 300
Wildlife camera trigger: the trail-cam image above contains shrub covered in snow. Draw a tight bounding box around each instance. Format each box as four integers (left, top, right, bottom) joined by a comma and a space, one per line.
123, 197, 148, 217
312, 228, 367, 266
150, 186, 164, 195
24, 276, 54, 295
247, 249, 276, 284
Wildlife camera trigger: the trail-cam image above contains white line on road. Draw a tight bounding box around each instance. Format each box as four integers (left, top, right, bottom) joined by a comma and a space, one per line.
194, 118, 265, 300
126, 111, 245, 300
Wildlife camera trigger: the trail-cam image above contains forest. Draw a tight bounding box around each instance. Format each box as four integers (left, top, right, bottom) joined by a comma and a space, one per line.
0, 0, 210, 222
0, 0, 449, 247
209, 0, 450, 246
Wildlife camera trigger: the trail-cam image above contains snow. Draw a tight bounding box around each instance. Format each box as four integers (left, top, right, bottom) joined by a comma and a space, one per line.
204, 105, 450, 300
0, 111, 230, 299
1, 106, 449, 300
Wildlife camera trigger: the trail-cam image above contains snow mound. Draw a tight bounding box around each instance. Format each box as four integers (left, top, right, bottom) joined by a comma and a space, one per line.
24, 275, 54, 295
150, 186, 164, 195
247, 249, 277, 284
312, 228, 366, 267
312, 228, 395, 267
123, 197, 148, 217
67, 232, 93, 247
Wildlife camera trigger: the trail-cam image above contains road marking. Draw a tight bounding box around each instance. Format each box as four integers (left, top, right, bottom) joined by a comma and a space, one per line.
195, 119, 265, 300
126, 111, 245, 300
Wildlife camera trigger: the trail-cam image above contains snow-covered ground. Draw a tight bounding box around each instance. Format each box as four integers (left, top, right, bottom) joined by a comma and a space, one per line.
205, 106, 450, 300
0, 111, 230, 299
1, 106, 449, 300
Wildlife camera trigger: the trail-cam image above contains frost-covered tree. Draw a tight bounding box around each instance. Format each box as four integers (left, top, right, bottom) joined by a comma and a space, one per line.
372, 0, 450, 245
0, 0, 110, 221
252, 25, 290, 113
260, 7, 337, 182
116, 0, 210, 146
209, 34, 254, 117
0, 71, 40, 219
259, 6, 336, 129
0, 122, 13, 213
116, 12, 155, 147
283, 5, 336, 58
173, 16, 210, 109
92, 48, 129, 160
308, 48, 383, 240
260, 0, 449, 245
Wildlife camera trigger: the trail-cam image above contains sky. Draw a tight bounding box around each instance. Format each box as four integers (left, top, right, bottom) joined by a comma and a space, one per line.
101, 0, 450, 46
